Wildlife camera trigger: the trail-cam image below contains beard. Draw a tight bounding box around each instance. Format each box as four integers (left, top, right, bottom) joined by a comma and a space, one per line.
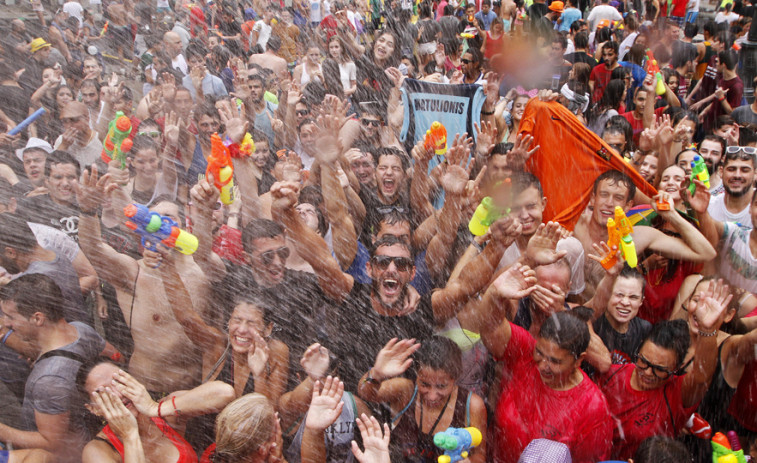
371, 277, 408, 312
723, 182, 751, 197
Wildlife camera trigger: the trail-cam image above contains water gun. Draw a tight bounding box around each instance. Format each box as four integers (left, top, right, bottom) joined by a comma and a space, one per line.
207, 133, 235, 205
711, 431, 748, 463
601, 206, 637, 269
689, 155, 711, 195
433, 427, 482, 463
100, 21, 109, 37
8, 107, 46, 136
101, 111, 133, 168
424, 121, 447, 156
645, 49, 666, 96
239, 132, 255, 157
123, 203, 199, 255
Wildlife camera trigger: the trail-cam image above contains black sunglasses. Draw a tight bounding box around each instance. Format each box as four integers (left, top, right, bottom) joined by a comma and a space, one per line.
361, 119, 382, 128
371, 255, 414, 272
633, 352, 675, 379
258, 247, 290, 266
460, 58, 472, 64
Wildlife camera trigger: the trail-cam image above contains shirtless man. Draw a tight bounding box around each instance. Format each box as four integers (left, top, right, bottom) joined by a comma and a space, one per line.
247, 36, 289, 84
573, 170, 717, 298
76, 168, 221, 394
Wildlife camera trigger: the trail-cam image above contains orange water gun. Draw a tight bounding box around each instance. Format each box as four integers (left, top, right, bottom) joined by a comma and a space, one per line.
207, 134, 235, 205
645, 49, 666, 96
424, 121, 447, 156
601, 206, 638, 269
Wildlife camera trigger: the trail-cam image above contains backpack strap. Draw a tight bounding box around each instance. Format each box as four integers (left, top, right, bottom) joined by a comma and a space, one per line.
36, 349, 85, 365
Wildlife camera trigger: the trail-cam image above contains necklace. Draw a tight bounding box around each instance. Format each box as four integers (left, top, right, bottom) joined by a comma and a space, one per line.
418, 391, 453, 438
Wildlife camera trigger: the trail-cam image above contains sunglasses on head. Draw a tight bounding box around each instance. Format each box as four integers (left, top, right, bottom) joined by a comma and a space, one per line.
725, 146, 757, 155
361, 119, 381, 127
259, 247, 290, 266
371, 255, 413, 272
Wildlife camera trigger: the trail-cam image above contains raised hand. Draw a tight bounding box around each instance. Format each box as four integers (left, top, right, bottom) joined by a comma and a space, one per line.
652, 191, 675, 219
305, 376, 345, 431
440, 135, 473, 196
684, 179, 710, 214
507, 133, 539, 169
530, 283, 567, 314
190, 176, 221, 212
301, 343, 331, 382
491, 263, 537, 300
248, 331, 270, 377
92, 388, 139, 441
657, 114, 674, 146
690, 279, 733, 333
488, 215, 522, 249
372, 338, 421, 381
525, 222, 569, 266
587, 241, 622, 276
411, 138, 435, 165
384, 67, 405, 89
218, 101, 249, 144
164, 111, 181, 146
270, 180, 301, 214
351, 414, 391, 463
75, 166, 116, 213
111, 369, 159, 417
473, 121, 497, 159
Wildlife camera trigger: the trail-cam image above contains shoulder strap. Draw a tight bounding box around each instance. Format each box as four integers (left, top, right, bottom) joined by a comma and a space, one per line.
465, 390, 472, 427
36, 349, 85, 364
204, 343, 231, 383
391, 386, 418, 426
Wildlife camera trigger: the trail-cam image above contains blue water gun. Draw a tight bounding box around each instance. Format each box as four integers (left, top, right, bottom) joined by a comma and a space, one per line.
433, 427, 482, 463
123, 203, 198, 255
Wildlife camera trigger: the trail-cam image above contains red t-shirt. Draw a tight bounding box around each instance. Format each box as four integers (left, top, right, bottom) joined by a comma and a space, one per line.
728, 358, 757, 431
621, 106, 665, 145
492, 325, 613, 463
599, 364, 692, 460
590, 64, 615, 103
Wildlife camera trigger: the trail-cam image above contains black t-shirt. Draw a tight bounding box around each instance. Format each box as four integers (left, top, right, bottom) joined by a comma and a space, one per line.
565, 52, 598, 68
19, 194, 80, 242
358, 185, 411, 244
0, 85, 30, 126
593, 314, 651, 365
327, 282, 434, 391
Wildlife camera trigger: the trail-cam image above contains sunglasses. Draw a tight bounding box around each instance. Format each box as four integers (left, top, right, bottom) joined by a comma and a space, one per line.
361, 119, 382, 127
371, 255, 414, 272
296, 109, 310, 116
725, 146, 757, 155
258, 247, 290, 266
138, 130, 161, 138
460, 58, 472, 64
633, 353, 675, 379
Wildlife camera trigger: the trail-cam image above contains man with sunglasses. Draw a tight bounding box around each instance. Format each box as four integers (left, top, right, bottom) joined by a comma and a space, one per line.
54, 102, 102, 168
707, 146, 756, 228
271, 180, 432, 391
687, 151, 757, 293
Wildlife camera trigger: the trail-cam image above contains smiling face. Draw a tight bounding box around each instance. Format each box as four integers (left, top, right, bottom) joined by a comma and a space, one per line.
248, 235, 288, 288
251, 139, 270, 169
637, 154, 658, 183
533, 337, 581, 389
658, 165, 686, 203
375, 154, 406, 202
591, 178, 632, 227
512, 96, 529, 122
722, 159, 756, 198
416, 366, 455, 408
606, 276, 644, 332
46, 162, 78, 205
632, 341, 678, 391
698, 140, 723, 175
227, 302, 268, 354
511, 186, 546, 237
350, 152, 376, 187
84, 363, 137, 416
374, 33, 395, 64
675, 150, 696, 176
367, 243, 415, 310
132, 148, 159, 180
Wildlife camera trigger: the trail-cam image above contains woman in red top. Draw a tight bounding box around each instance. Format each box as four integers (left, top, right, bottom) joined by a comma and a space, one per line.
482, 19, 506, 61
595, 279, 732, 460
79, 361, 236, 463
469, 264, 614, 463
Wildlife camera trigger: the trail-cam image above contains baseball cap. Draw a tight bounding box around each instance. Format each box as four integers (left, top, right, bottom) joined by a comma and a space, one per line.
16, 137, 53, 161
30, 38, 51, 53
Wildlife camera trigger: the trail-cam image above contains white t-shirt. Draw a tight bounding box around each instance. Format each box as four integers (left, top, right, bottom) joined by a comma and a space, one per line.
53, 130, 102, 167
619, 32, 638, 61
172, 53, 188, 76
586, 4, 622, 31
496, 236, 586, 295
310, 0, 322, 23
708, 193, 753, 228
718, 223, 757, 293
715, 11, 740, 24
253, 21, 272, 51
63, 2, 84, 27
338, 61, 356, 92
29, 222, 80, 263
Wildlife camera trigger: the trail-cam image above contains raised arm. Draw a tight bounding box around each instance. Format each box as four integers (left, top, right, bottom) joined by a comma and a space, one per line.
409, 139, 437, 225
583, 241, 623, 320
75, 167, 140, 292
301, 376, 345, 463
85, 389, 145, 463
278, 343, 332, 429
356, 338, 419, 408
681, 279, 732, 408
721, 322, 757, 388
188, 179, 227, 282
634, 193, 717, 263
271, 181, 354, 302
684, 179, 725, 248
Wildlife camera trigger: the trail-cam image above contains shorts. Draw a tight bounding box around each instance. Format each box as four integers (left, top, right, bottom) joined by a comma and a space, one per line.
419, 40, 437, 56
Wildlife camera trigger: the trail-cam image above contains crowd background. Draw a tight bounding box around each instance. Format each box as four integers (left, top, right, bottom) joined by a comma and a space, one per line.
0, 0, 756, 461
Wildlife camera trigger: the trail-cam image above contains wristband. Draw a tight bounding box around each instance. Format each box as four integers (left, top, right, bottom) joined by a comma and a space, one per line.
481, 109, 495, 116
718, 96, 725, 101
109, 351, 123, 362
158, 400, 164, 418
1, 329, 13, 344
699, 329, 718, 337
172, 396, 181, 416
363, 370, 381, 385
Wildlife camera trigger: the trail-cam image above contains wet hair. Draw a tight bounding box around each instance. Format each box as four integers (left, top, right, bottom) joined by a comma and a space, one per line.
378, 209, 412, 230
598, 79, 626, 112
718, 49, 738, 70
701, 134, 726, 157
574, 31, 589, 49
627, 43, 646, 66
491, 142, 514, 156
242, 219, 284, 253
373, 147, 410, 171
370, 234, 413, 259
193, 102, 221, 123
463, 46, 483, 67
539, 311, 590, 358
605, 115, 634, 150
571, 62, 592, 86
186, 42, 208, 61
415, 336, 463, 380
0, 213, 37, 253
601, 40, 619, 55
634, 436, 693, 462
640, 320, 690, 369
45, 150, 81, 178
0, 273, 65, 322
298, 186, 329, 237
214, 393, 276, 463
130, 135, 159, 157
370, 30, 401, 68
75, 360, 121, 403
615, 264, 646, 292
552, 35, 567, 51
723, 146, 757, 168
80, 78, 101, 94
661, 67, 679, 87
593, 170, 636, 203
740, 127, 757, 147
511, 170, 544, 197
683, 22, 698, 39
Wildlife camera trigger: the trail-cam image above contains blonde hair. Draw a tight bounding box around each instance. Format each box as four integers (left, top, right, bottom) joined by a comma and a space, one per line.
214, 393, 275, 463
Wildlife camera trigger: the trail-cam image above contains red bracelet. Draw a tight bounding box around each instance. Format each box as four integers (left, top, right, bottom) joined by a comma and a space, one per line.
157, 400, 164, 418
171, 396, 181, 416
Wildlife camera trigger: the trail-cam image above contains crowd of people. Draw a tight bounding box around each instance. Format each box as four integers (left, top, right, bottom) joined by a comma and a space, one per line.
0, 0, 756, 461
